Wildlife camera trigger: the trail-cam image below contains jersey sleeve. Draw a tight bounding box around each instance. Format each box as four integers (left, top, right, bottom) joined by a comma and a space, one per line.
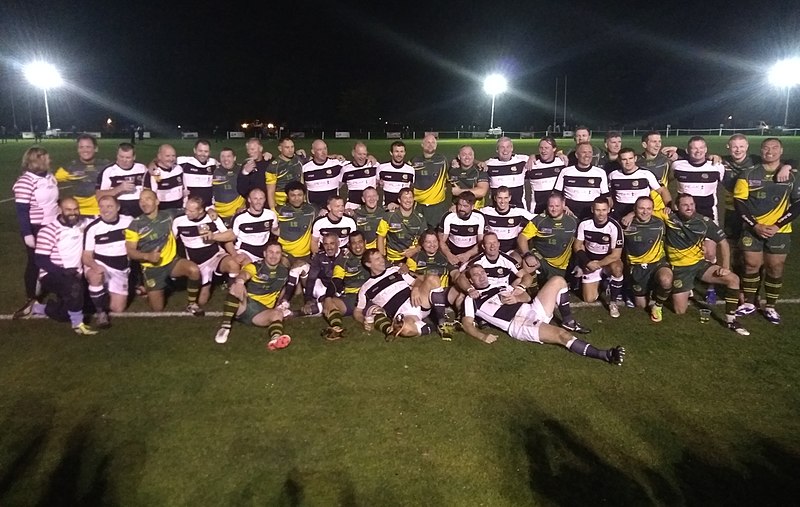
463, 296, 476, 319
83, 225, 96, 251
376, 218, 389, 237
576, 221, 586, 241
553, 170, 565, 192
54, 167, 71, 182
521, 220, 537, 239
214, 217, 228, 233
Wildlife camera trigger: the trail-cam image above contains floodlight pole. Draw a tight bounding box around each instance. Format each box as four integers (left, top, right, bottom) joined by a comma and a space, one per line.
489, 94, 497, 130
43, 89, 52, 130
784, 87, 791, 127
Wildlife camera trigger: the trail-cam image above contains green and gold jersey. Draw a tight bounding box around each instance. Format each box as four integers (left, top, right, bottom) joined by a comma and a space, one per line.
352, 205, 386, 249
124, 210, 177, 268
266, 156, 303, 206
664, 213, 725, 267
520, 213, 577, 270
407, 249, 455, 287
722, 154, 760, 211
212, 165, 245, 218
624, 216, 667, 265
332, 249, 370, 294
55, 158, 109, 216
448, 164, 489, 208
411, 153, 449, 205
734, 165, 800, 233
276, 202, 317, 258
638, 152, 671, 187
376, 207, 427, 261
242, 261, 289, 308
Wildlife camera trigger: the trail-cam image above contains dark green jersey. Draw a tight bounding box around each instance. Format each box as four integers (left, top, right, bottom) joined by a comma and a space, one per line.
624, 216, 666, 265
124, 210, 177, 268
332, 249, 370, 295
242, 262, 289, 308
55, 158, 110, 216
520, 213, 577, 270
664, 213, 725, 267
411, 153, 449, 205
212, 165, 245, 218
276, 202, 318, 258
408, 249, 455, 279
377, 206, 427, 261
721, 154, 760, 210
266, 157, 304, 194
638, 152, 671, 186
449, 164, 489, 207
734, 165, 800, 233
352, 205, 386, 248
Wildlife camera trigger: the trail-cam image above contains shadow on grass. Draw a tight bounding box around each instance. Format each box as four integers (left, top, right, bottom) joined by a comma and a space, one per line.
515, 408, 800, 506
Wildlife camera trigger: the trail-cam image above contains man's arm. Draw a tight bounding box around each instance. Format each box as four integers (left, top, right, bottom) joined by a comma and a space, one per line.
461, 316, 498, 343
125, 240, 160, 264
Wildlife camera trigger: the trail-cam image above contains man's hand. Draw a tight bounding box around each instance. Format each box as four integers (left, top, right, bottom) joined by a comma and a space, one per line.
754, 223, 777, 238
444, 252, 460, 265
386, 202, 399, 212
450, 158, 460, 169
206, 208, 219, 221
482, 333, 498, 344
661, 147, 679, 161
23, 234, 35, 248
147, 249, 162, 264
263, 152, 273, 161
296, 149, 307, 159
476, 160, 487, 170
116, 181, 136, 194
523, 254, 540, 271
367, 155, 379, 165
585, 260, 601, 273
467, 287, 480, 299
776, 164, 792, 182
557, 153, 570, 165
397, 263, 410, 275
234, 253, 251, 266
302, 301, 318, 315
714, 266, 730, 278
564, 206, 576, 218
621, 211, 635, 228
709, 154, 722, 165
410, 285, 426, 307
242, 159, 256, 175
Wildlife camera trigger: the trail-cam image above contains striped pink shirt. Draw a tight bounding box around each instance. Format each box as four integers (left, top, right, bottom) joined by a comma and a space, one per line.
34, 218, 86, 279
13, 171, 59, 226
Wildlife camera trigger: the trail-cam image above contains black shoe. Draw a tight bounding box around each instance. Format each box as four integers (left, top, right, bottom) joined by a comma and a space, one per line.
562, 319, 591, 334
606, 346, 625, 366
94, 311, 111, 329
13, 298, 35, 320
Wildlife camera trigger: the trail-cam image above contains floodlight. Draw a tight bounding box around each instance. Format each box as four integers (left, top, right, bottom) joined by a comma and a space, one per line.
769, 58, 800, 126
483, 74, 508, 130
23, 61, 63, 131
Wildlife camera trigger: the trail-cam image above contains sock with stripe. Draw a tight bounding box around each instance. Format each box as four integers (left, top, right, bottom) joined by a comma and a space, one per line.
609, 275, 624, 302
186, 278, 200, 304
268, 321, 284, 340
565, 337, 606, 361
88, 284, 109, 313
375, 314, 392, 335
557, 287, 574, 323
220, 293, 240, 329
764, 275, 782, 308
326, 308, 343, 329
741, 272, 761, 304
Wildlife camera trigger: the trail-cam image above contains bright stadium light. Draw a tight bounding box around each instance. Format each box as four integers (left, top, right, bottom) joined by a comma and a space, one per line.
483, 74, 508, 130
768, 57, 800, 126
23, 61, 63, 131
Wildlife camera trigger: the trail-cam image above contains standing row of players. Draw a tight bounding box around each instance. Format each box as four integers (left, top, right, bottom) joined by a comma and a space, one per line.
12, 132, 798, 358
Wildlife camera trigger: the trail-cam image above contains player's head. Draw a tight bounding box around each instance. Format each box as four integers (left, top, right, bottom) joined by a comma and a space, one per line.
547, 191, 566, 217
641, 131, 662, 156
493, 186, 511, 211
539, 136, 557, 160
455, 192, 476, 218
347, 230, 366, 256
263, 240, 283, 267
496, 136, 514, 161
116, 143, 136, 169
157, 144, 177, 168
390, 141, 406, 163
761, 137, 783, 164
575, 142, 594, 167
676, 193, 696, 219
604, 131, 622, 154
58, 197, 81, 226
219, 147, 236, 169
687, 136, 707, 163
457, 145, 475, 167
326, 195, 345, 219
422, 134, 437, 155
98, 195, 120, 222
361, 248, 386, 274
20, 146, 50, 175
321, 233, 339, 257
76, 134, 98, 162
398, 187, 414, 211
466, 264, 489, 290
278, 137, 295, 159
351, 142, 368, 165
591, 197, 610, 222
184, 195, 206, 220
482, 231, 500, 258
245, 138, 263, 159
726, 134, 749, 161
139, 188, 159, 214
311, 139, 328, 162
248, 188, 266, 212
420, 229, 439, 255
574, 126, 591, 143
285, 181, 307, 207
634, 196, 654, 222
193, 139, 211, 163
619, 147, 637, 173
362, 186, 379, 209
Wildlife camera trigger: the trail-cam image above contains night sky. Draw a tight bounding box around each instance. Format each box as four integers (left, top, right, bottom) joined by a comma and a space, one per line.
1, 0, 799, 134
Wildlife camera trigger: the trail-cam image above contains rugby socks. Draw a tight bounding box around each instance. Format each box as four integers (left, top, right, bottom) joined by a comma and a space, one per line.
609, 275, 624, 302
88, 284, 109, 313
741, 272, 761, 304
220, 293, 240, 329
31, 302, 46, 315
557, 287, 574, 323
429, 288, 449, 323
268, 321, 284, 340
725, 294, 738, 315
68, 310, 84, 327
565, 337, 606, 361
374, 314, 393, 335
186, 278, 200, 304
764, 275, 782, 308
653, 284, 670, 307
326, 308, 343, 329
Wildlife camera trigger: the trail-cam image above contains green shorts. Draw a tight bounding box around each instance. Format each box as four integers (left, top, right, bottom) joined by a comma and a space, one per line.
739, 229, 791, 255
340, 293, 358, 316
283, 253, 311, 266
723, 209, 743, 244
142, 257, 178, 291
536, 258, 567, 282
236, 297, 269, 326
671, 260, 714, 294
629, 260, 671, 297
417, 200, 450, 230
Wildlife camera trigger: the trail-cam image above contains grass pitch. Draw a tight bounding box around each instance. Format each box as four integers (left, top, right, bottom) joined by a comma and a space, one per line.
1, 137, 800, 505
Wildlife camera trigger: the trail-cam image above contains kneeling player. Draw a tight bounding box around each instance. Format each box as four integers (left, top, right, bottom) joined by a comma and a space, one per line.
213, 241, 292, 349
321, 231, 370, 340
461, 266, 625, 365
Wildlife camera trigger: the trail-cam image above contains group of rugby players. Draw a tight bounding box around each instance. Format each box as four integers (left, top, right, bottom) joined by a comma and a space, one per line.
12, 128, 799, 365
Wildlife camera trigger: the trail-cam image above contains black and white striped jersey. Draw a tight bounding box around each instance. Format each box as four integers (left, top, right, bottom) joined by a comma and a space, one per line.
172, 214, 226, 265
178, 156, 218, 207
232, 209, 278, 259
357, 266, 415, 317
83, 215, 133, 270
576, 217, 623, 261
378, 161, 415, 206
341, 161, 379, 206
311, 214, 357, 249
672, 159, 725, 220
302, 158, 345, 208
526, 156, 565, 214
439, 211, 485, 255
463, 283, 524, 332
480, 206, 533, 253
460, 251, 522, 286
485, 155, 529, 208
